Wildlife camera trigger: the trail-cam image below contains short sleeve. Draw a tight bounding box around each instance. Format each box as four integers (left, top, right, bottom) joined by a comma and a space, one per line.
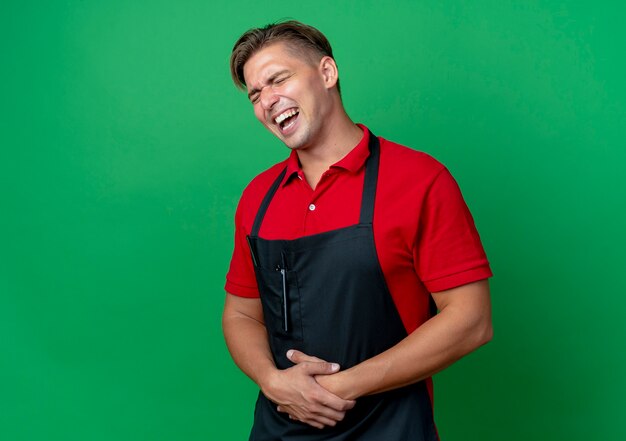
225, 198, 260, 298
413, 168, 492, 293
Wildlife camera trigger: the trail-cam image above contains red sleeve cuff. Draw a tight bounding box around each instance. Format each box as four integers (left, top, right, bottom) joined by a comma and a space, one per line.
424, 264, 493, 293
225, 278, 260, 298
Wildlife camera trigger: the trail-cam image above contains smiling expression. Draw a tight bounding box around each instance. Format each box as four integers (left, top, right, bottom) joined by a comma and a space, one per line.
243, 42, 336, 150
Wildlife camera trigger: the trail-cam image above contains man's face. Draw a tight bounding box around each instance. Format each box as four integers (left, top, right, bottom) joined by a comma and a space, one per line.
243, 42, 333, 150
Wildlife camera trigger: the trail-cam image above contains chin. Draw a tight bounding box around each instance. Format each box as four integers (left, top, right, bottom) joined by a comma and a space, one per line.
283, 130, 311, 151
285, 143, 305, 151
284, 138, 309, 150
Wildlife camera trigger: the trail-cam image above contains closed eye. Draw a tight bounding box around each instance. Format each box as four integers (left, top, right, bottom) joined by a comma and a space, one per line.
274, 73, 294, 85
247, 72, 292, 104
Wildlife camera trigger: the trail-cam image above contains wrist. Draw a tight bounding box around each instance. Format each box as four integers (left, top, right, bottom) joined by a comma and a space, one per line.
317, 370, 357, 400
256, 365, 281, 395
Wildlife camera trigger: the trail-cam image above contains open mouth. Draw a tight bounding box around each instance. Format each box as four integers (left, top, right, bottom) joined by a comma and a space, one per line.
274, 108, 300, 133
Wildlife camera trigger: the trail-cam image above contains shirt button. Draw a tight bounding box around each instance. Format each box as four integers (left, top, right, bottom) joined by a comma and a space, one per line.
308, 203, 316, 211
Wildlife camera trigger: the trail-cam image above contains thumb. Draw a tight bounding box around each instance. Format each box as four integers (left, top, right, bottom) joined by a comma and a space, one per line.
287, 349, 327, 364
301, 360, 341, 375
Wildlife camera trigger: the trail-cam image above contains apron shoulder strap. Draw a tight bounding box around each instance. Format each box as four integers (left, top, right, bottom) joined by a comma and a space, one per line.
359, 133, 380, 225
250, 167, 287, 237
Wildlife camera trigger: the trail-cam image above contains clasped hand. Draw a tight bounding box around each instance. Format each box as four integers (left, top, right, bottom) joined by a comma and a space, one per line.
261, 349, 355, 429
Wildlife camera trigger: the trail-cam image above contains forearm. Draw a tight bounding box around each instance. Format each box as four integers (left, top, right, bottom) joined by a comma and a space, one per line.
319, 280, 492, 400
222, 296, 276, 389
222, 293, 356, 429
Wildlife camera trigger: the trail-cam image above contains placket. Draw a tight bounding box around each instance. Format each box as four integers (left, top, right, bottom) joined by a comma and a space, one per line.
301, 169, 340, 234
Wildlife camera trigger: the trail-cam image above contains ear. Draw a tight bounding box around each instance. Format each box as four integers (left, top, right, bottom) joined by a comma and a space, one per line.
318, 56, 339, 89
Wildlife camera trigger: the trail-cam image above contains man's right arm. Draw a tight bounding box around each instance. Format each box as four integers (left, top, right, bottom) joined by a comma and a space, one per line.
222, 293, 355, 429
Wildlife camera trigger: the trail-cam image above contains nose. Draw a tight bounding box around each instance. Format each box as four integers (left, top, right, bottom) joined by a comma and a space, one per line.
259, 86, 279, 110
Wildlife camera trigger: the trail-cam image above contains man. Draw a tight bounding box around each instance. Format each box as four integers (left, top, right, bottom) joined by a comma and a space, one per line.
223, 20, 493, 440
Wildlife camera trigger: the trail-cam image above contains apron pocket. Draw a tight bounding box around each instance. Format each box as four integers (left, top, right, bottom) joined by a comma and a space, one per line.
256, 267, 304, 343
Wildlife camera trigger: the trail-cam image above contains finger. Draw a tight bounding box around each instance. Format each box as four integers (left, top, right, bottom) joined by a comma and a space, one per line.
287, 349, 328, 364
320, 395, 356, 412
309, 404, 346, 423
276, 400, 349, 425
281, 405, 347, 424
303, 420, 324, 429
280, 408, 327, 429
278, 406, 302, 422
344, 399, 357, 410
309, 388, 356, 412
302, 415, 338, 429
300, 361, 341, 376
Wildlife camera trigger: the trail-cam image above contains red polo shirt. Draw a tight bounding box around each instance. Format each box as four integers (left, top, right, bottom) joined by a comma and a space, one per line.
225, 125, 492, 334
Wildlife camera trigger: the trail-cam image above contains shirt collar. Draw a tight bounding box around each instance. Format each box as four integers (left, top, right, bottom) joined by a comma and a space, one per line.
281, 124, 371, 187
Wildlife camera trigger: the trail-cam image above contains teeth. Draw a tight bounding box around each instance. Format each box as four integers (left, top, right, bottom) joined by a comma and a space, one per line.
274, 108, 299, 124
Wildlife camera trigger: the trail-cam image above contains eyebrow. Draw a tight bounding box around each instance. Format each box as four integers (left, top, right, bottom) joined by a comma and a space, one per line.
247, 69, 290, 100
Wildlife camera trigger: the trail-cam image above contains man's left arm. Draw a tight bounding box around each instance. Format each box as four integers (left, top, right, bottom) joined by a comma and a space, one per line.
290, 279, 492, 400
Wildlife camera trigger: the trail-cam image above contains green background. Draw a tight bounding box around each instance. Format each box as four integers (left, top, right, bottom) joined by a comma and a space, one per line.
2, 1, 625, 440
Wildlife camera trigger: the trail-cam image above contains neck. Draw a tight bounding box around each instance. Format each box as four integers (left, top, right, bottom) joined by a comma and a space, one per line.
296, 111, 363, 187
